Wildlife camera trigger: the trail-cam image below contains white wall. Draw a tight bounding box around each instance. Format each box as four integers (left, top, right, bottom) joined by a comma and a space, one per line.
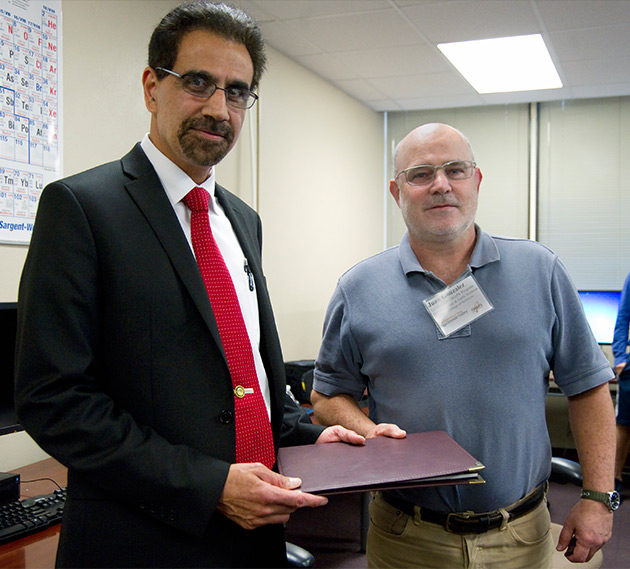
1, 1, 384, 470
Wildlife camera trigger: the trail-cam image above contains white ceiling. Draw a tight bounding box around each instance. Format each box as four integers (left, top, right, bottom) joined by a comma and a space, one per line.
231, 0, 630, 111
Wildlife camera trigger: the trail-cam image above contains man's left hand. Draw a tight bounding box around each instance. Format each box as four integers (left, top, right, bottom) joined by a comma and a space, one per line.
557, 498, 613, 563
316, 425, 365, 445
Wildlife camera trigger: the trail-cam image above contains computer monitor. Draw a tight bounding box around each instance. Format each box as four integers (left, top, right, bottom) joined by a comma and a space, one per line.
0, 302, 22, 436
577, 291, 621, 345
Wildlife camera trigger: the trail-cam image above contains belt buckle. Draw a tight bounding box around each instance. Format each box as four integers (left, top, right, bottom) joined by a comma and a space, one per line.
444, 511, 471, 534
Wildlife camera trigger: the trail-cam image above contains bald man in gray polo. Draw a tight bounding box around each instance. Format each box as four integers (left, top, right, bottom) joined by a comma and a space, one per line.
311, 123, 616, 569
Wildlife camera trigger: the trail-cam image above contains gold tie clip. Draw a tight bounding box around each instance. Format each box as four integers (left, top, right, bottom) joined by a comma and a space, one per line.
234, 385, 255, 398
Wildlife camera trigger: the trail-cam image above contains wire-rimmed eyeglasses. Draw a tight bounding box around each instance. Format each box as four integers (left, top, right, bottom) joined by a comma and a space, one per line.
155, 67, 259, 110
395, 160, 477, 186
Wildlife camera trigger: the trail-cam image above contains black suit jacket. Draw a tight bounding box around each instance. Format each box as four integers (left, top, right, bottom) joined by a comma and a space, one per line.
15, 144, 322, 568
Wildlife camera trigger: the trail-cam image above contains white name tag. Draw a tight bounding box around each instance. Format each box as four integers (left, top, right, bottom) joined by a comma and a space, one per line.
422, 275, 494, 338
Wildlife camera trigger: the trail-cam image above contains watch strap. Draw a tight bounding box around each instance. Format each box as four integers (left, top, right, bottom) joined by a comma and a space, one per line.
580, 489, 620, 512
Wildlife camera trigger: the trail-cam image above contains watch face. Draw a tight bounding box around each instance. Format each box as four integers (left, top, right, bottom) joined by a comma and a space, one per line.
610, 491, 621, 511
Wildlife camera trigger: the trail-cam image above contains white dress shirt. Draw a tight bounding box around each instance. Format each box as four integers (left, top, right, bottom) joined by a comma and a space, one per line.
140, 134, 271, 417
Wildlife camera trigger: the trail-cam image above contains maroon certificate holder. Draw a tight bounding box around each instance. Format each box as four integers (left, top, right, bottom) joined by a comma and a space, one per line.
277, 430, 485, 495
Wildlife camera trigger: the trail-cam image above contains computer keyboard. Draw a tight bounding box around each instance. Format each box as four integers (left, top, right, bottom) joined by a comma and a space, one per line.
0, 487, 66, 545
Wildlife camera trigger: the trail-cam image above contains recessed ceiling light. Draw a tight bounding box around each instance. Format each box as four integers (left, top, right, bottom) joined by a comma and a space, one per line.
437, 34, 563, 94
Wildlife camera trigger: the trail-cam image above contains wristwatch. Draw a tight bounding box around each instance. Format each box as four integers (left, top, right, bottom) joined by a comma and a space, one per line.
580, 489, 620, 512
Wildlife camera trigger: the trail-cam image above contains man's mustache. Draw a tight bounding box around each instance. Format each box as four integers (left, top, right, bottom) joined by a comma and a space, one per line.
180, 118, 233, 141
425, 197, 459, 208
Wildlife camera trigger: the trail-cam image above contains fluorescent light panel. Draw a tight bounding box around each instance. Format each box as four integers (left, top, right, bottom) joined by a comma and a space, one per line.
438, 34, 562, 94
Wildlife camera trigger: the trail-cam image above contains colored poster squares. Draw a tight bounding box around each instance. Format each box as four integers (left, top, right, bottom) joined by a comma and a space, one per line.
0, 0, 61, 244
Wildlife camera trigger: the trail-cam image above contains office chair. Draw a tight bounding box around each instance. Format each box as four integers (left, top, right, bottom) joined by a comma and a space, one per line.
550, 456, 583, 485
284, 360, 315, 404
286, 541, 315, 568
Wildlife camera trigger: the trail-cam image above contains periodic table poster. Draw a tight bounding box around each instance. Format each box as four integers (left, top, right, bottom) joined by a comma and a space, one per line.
0, 0, 61, 244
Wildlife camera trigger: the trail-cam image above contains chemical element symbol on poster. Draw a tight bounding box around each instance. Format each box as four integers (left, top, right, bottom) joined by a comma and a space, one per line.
0, 0, 62, 244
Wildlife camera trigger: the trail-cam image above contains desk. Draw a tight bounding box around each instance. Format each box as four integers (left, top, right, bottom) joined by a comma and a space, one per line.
0, 458, 67, 569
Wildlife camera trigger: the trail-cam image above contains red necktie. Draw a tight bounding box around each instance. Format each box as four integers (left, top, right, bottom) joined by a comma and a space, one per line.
183, 187, 275, 469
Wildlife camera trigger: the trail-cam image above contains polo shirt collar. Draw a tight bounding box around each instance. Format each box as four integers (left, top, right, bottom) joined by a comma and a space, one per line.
398, 233, 424, 274
398, 224, 500, 276
469, 226, 500, 268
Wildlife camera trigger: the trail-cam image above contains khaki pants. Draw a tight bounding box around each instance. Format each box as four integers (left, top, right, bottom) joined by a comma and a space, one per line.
367, 491, 554, 569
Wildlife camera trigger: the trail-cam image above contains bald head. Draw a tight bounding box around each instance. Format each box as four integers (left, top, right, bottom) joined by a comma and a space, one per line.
389, 122, 482, 254
393, 123, 475, 176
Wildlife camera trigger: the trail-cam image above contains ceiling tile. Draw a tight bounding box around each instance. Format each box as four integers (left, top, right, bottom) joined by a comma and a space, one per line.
393, 92, 485, 111
282, 9, 422, 52
367, 71, 474, 100
243, 0, 390, 20
550, 25, 630, 62
335, 78, 391, 102
332, 44, 447, 79
572, 82, 630, 99
257, 20, 321, 57
369, 99, 405, 112
293, 53, 358, 82
562, 58, 630, 87
400, 0, 540, 43
535, 0, 630, 31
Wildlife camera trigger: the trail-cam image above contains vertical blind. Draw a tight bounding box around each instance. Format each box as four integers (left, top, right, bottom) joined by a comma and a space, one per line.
537, 98, 630, 290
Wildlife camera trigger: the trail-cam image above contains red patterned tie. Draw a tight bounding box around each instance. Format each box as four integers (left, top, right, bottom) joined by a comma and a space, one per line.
183, 187, 275, 469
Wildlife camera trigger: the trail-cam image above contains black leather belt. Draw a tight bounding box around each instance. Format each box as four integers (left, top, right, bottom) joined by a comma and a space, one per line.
381, 483, 547, 535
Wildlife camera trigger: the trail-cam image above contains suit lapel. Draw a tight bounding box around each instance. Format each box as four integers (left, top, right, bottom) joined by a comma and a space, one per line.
120, 145, 226, 359
215, 186, 259, 272
214, 185, 272, 323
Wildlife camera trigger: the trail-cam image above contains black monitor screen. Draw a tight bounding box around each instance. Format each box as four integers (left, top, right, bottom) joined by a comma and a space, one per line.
577, 291, 621, 345
0, 302, 21, 435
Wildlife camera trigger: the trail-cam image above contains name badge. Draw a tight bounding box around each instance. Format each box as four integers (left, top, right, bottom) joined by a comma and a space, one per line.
422, 275, 493, 338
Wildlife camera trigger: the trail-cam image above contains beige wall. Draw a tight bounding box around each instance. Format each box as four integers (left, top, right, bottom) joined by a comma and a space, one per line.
62, 0, 180, 175
0, 244, 27, 301
1, 1, 384, 470
258, 50, 384, 360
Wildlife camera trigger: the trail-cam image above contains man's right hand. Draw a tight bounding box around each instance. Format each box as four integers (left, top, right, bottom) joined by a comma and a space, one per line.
311, 390, 407, 440
365, 423, 406, 439
217, 463, 328, 529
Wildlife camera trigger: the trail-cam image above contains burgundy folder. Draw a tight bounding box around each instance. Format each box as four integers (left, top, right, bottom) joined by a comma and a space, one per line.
277, 430, 485, 495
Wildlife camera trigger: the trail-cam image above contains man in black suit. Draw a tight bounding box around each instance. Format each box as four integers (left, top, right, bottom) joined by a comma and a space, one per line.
14, 2, 362, 567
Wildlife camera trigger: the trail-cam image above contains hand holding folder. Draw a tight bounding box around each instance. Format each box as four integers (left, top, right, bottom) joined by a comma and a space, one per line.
278, 430, 485, 495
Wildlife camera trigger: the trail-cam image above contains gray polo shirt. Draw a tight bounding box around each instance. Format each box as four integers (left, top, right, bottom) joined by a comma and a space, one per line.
314, 227, 613, 512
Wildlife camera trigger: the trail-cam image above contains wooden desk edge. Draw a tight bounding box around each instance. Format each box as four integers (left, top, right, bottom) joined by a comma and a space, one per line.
0, 458, 67, 569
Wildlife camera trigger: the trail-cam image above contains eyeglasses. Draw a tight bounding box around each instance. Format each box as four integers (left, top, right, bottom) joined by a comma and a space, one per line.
395, 160, 477, 186
155, 67, 258, 109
